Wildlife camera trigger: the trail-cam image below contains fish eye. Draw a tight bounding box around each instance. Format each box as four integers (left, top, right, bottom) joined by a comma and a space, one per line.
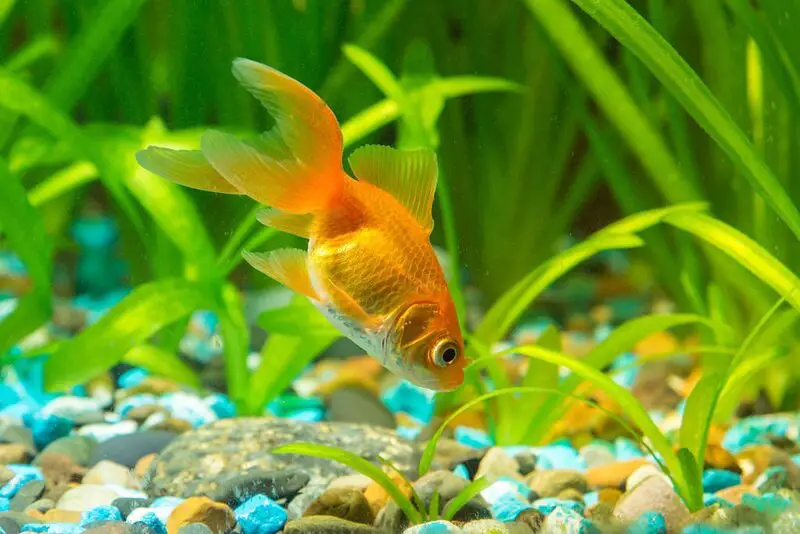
432, 340, 459, 368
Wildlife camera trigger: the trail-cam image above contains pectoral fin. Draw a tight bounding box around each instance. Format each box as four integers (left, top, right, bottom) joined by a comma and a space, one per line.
242, 248, 318, 300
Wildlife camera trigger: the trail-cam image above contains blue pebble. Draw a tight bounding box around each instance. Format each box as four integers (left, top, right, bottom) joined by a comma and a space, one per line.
0, 496, 8, 511
703, 493, 733, 508
792, 454, 800, 466
481, 479, 530, 504
454, 426, 492, 449
583, 491, 598, 507
0, 470, 39, 499
754, 465, 787, 492
396, 425, 422, 441
492, 493, 532, 522
615, 437, 644, 460
129, 511, 166, 534
284, 408, 324, 422
20, 524, 49, 532
544, 507, 594, 534
157, 392, 218, 428
23, 412, 73, 450
411, 520, 459, 533
204, 393, 236, 419
682, 526, 764, 534
453, 464, 470, 480
381, 381, 435, 423
722, 416, 792, 453
118, 368, 149, 389
81, 505, 122, 524
532, 497, 584, 516
150, 496, 184, 508
702, 469, 741, 493
741, 492, 793, 518
533, 442, 583, 470
0, 384, 20, 406
627, 511, 666, 534
235, 494, 287, 534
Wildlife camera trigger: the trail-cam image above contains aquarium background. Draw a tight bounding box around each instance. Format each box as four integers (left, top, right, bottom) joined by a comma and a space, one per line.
1, 0, 800, 530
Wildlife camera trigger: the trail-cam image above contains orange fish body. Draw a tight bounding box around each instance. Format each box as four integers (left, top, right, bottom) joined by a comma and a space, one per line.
137, 58, 465, 391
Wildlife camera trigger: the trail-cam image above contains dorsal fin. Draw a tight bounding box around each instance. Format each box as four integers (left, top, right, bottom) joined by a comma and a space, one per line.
242, 248, 318, 300
348, 145, 438, 234
257, 208, 313, 238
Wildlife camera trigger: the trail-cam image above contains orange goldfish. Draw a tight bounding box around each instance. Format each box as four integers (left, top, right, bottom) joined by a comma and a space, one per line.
136, 58, 465, 391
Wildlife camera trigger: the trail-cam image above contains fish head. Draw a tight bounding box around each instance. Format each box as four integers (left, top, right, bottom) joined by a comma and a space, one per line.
385, 299, 465, 391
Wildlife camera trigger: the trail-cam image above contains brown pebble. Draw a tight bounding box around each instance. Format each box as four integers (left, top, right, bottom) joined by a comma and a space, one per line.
303, 488, 375, 525
363, 470, 412, 514
166, 496, 236, 534
715, 484, 757, 505
149, 417, 192, 434
35, 452, 86, 487
514, 508, 545, 531
585, 458, 649, 489
135, 453, 157, 480
597, 488, 623, 506
0, 465, 14, 485
0, 443, 34, 464
705, 445, 740, 474
125, 405, 167, 423
557, 488, 585, 503
43, 508, 82, 523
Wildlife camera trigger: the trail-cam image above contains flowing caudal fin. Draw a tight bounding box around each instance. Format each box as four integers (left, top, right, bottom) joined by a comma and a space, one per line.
200, 59, 344, 213
137, 58, 344, 214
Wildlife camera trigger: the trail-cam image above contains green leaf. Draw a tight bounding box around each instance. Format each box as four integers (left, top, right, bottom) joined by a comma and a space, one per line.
343, 44, 404, 100
27, 162, 98, 207
567, 0, 800, 241
665, 212, 800, 312
678, 372, 725, 511
677, 448, 704, 512
441, 477, 491, 521
257, 298, 340, 339
0, 158, 52, 355
715, 347, 787, 422
521, 313, 714, 444
219, 283, 250, 409
123, 344, 201, 389
43, 279, 213, 391
272, 443, 424, 525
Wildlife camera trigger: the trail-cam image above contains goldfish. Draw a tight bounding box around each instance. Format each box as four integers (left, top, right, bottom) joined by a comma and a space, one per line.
136, 58, 465, 391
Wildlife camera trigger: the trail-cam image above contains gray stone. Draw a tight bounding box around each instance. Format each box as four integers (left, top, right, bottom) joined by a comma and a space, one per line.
0, 466, 14, 486
112, 497, 151, 519
526, 469, 588, 497
82, 521, 149, 533
206, 468, 309, 508
376, 470, 491, 532
284, 516, 381, 533
9, 480, 45, 511
37, 435, 97, 466
0, 421, 33, 449
0, 517, 20, 534
89, 430, 177, 467
145, 418, 419, 499
178, 525, 214, 534
324, 386, 396, 429
23, 498, 54, 514
0, 511, 40, 527
514, 452, 537, 476
303, 487, 374, 525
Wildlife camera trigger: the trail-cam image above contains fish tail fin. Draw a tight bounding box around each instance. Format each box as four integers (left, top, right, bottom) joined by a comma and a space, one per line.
198, 58, 345, 214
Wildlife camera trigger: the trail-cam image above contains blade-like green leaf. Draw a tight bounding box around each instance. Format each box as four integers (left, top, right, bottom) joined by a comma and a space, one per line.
568, 0, 800, 241
521, 313, 715, 444
715, 347, 787, 422
27, 162, 98, 207
123, 344, 201, 389
441, 477, 491, 521
272, 443, 423, 524
665, 212, 800, 312
0, 158, 52, 354
257, 298, 340, 339
44, 279, 213, 391
219, 283, 250, 409
343, 44, 404, 100
677, 448, 704, 512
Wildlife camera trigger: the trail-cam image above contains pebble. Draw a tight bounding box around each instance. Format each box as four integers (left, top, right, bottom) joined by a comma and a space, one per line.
532, 497, 584, 516
0, 470, 40, 500
40, 397, 102, 421
491, 493, 532, 522
37, 436, 97, 466
0, 423, 34, 449
166, 496, 236, 534
235, 494, 287, 534
754, 465, 787, 493
0, 516, 19, 534
203, 394, 236, 420
303, 488, 373, 525
514, 508, 545, 532
23, 413, 73, 451
326, 474, 373, 492
403, 520, 461, 533
157, 393, 218, 428
585, 459, 650, 489
540, 507, 591, 533
526, 470, 587, 497
207, 469, 310, 508
613, 474, 690, 532
513, 452, 537, 476
79, 421, 139, 443
117, 395, 160, 418
83, 461, 139, 489
530, 443, 582, 470
325, 386, 396, 429
129, 510, 166, 533
56, 485, 119, 511
475, 448, 521, 482
703, 469, 742, 493
9, 480, 44, 511
715, 484, 757, 505
88, 431, 176, 467
33, 452, 86, 488
178, 525, 214, 534
0, 444, 33, 465
381, 381, 435, 424
0, 466, 13, 486
579, 443, 616, 468
283, 515, 381, 533
625, 464, 671, 491
81, 504, 123, 524
112, 497, 151, 519
626, 510, 666, 533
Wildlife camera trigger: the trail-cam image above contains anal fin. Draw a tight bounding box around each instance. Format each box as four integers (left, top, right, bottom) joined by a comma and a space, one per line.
257, 208, 313, 238
242, 248, 318, 300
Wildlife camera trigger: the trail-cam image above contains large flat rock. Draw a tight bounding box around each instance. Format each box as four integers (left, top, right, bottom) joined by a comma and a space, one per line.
144, 417, 421, 499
